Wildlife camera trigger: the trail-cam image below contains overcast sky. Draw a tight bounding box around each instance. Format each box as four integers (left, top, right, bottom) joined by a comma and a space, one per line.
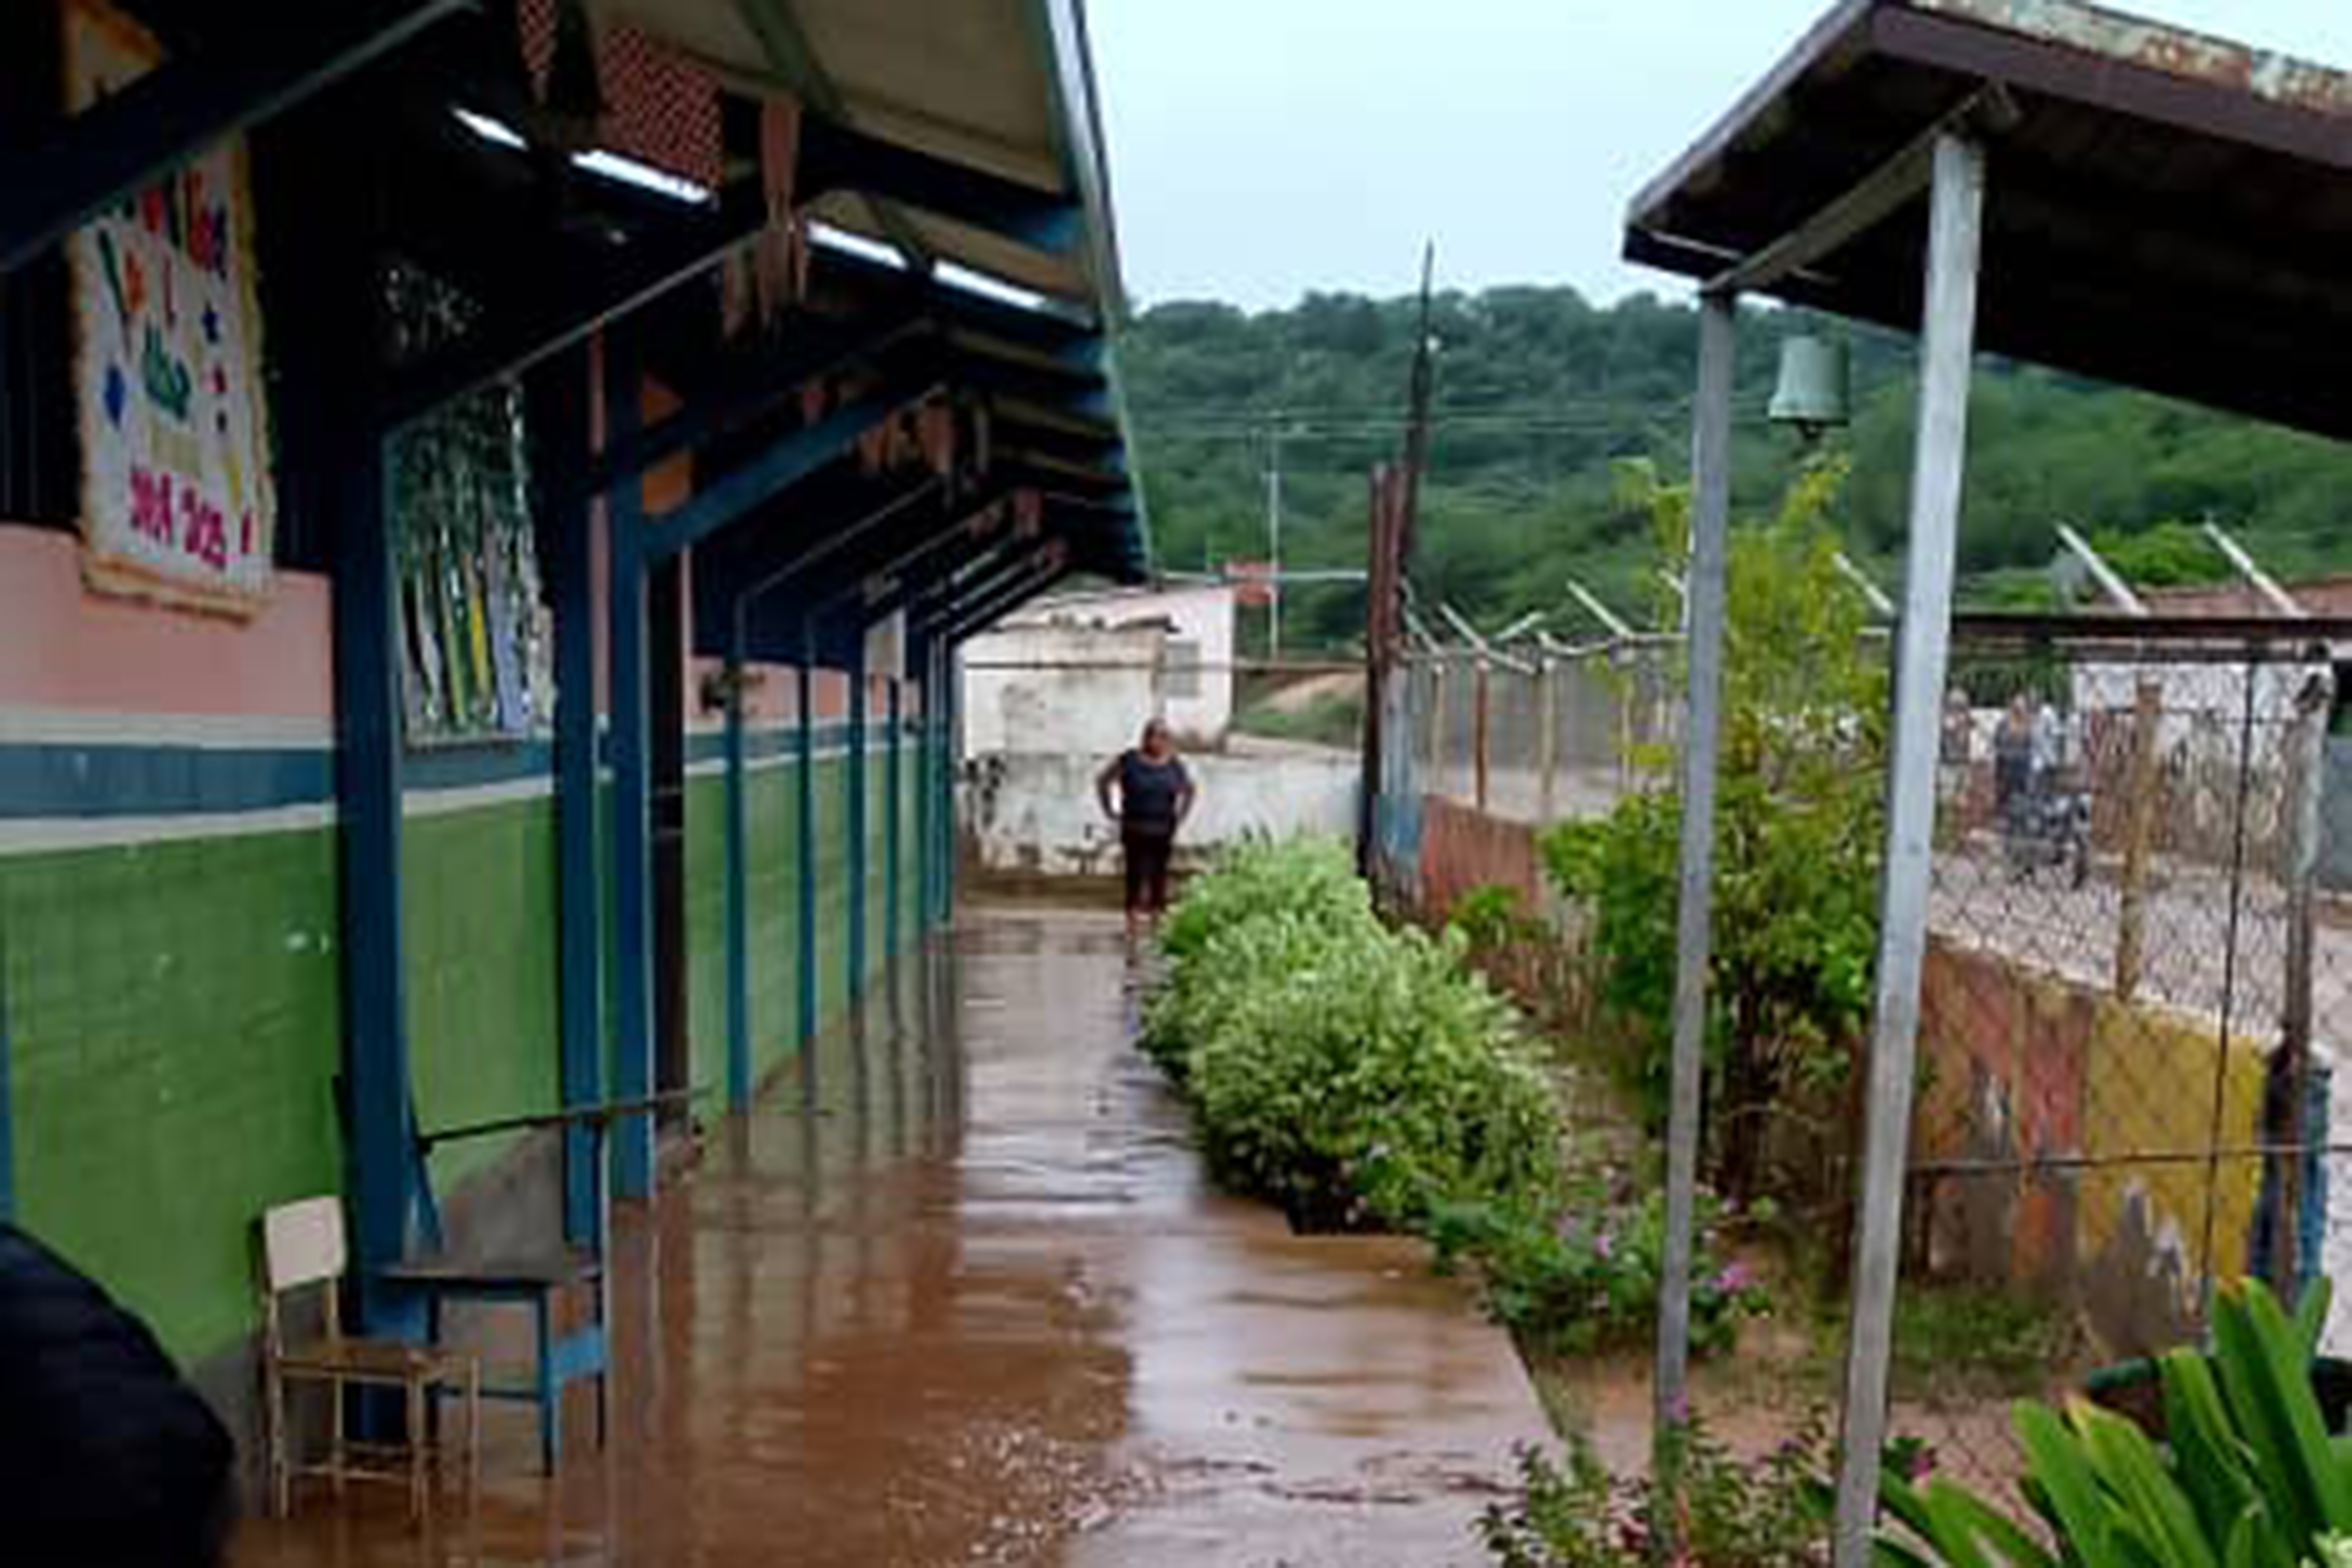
1090, 0, 2352, 312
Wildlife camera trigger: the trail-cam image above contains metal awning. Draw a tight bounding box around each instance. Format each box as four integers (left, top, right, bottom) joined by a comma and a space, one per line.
1623, 0, 2352, 440
613, 0, 1123, 315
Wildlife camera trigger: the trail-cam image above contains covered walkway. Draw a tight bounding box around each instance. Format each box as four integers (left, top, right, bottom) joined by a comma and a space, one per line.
230, 905, 1547, 1568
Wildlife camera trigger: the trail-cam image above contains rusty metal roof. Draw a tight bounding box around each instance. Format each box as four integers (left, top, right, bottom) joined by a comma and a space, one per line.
1623, 0, 2352, 440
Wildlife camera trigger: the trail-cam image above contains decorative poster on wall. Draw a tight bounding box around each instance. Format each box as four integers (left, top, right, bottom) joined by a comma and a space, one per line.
64, 0, 277, 615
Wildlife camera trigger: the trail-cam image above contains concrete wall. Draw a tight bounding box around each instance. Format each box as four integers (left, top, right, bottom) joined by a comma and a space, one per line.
962, 621, 1162, 760
961, 583, 1239, 757
1911, 940, 2284, 1357
962, 744, 1359, 878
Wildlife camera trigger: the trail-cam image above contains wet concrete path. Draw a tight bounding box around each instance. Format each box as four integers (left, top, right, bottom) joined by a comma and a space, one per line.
234, 904, 1545, 1567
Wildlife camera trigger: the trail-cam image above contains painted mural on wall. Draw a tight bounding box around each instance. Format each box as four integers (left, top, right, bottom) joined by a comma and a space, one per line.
390, 383, 552, 743
65, 0, 277, 616
381, 258, 552, 744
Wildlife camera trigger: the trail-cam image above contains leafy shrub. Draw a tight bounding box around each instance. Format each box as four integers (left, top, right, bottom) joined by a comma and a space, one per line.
1157, 834, 1374, 963
1145, 835, 1563, 1234
1190, 920, 1560, 1230
1481, 1417, 1837, 1568
1430, 1189, 1768, 1358
1143, 836, 1377, 1080
1449, 883, 1549, 956
1882, 1279, 2344, 1568
1544, 462, 1884, 1209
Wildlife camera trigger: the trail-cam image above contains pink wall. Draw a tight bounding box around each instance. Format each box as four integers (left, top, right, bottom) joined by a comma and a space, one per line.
0, 523, 331, 718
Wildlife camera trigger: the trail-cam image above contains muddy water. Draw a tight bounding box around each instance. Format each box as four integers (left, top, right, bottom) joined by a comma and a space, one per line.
233, 904, 1545, 1568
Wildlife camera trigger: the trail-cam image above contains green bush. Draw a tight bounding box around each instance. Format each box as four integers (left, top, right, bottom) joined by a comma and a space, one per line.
1157, 834, 1374, 963
1481, 1417, 1837, 1568
1143, 836, 1377, 1081
1145, 835, 1562, 1233
1882, 1279, 2346, 1568
1430, 1189, 1768, 1359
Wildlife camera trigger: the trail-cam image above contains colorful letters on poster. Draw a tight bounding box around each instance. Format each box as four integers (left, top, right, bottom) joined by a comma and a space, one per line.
66, 0, 276, 615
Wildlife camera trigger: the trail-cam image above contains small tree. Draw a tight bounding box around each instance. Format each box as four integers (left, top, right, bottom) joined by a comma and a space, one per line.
1544, 459, 1886, 1209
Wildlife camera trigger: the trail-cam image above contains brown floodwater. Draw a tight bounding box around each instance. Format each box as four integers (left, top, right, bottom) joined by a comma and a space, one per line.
231, 903, 1548, 1568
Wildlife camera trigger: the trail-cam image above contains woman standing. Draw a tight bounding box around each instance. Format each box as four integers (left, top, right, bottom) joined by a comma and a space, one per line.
1096, 717, 1196, 939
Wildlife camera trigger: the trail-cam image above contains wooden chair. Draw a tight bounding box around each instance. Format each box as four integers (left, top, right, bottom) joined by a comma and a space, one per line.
260, 1197, 481, 1522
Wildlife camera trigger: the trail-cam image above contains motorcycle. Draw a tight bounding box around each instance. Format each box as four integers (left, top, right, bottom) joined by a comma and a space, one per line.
2003, 763, 2091, 888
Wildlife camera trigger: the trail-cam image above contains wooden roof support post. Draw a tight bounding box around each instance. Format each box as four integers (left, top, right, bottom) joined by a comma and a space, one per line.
1832, 131, 1987, 1568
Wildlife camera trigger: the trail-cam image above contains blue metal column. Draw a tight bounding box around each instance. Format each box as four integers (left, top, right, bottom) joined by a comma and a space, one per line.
796, 627, 820, 1048
846, 637, 869, 999
884, 677, 904, 959
939, 639, 960, 919
534, 348, 604, 1242
604, 334, 657, 1198
723, 616, 752, 1109
0, 915, 15, 1223
331, 425, 415, 1308
915, 639, 938, 927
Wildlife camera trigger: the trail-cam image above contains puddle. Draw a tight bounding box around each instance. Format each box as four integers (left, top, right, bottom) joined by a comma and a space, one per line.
234, 904, 1546, 1567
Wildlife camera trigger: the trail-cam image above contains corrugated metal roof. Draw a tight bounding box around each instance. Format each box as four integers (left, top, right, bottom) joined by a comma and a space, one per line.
1623, 0, 2352, 441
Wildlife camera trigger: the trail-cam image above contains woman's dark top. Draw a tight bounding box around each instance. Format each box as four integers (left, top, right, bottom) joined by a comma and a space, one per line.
1117, 751, 1190, 837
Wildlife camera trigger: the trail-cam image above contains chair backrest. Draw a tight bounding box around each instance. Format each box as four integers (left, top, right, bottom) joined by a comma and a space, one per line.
261, 1197, 348, 1296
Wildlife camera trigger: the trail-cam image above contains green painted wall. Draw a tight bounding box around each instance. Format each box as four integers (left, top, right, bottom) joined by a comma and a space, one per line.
0, 719, 935, 1369
685, 771, 727, 1100
1, 831, 344, 1365
403, 793, 560, 1194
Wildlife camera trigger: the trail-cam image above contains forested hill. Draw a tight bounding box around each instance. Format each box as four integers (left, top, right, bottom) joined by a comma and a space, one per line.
1118, 287, 2352, 650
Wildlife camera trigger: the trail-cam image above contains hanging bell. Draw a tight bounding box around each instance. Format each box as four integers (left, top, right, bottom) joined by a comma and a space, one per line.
1768, 333, 1851, 439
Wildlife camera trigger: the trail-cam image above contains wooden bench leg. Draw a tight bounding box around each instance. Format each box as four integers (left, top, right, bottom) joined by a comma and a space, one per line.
407, 1375, 429, 1523
468, 1357, 484, 1508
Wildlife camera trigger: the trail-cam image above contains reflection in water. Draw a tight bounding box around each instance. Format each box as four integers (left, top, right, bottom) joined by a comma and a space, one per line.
234, 906, 1542, 1568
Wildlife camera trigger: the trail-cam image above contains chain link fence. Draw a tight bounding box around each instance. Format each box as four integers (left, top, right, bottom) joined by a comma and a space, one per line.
1376, 615, 2352, 1529
1892, 620, 2345, 1502
1396, 641, 1678, 826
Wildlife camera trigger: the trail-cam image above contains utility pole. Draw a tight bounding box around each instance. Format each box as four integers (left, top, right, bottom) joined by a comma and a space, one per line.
1265, 414, 1285, 662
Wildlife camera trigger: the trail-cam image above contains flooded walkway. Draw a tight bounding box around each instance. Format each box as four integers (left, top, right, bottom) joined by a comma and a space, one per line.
234, 903, 1545, 1567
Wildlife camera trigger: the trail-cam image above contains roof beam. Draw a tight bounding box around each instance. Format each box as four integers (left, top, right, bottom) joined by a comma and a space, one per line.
1702, 87, 2017, 297
800, 116, 1081, 254
375, 199, 766, 430
0, 0, 475, 275
727, 0, 936, 270
586, 309, 929, 495
641, 376, 942, 560
734, 474, 946, 612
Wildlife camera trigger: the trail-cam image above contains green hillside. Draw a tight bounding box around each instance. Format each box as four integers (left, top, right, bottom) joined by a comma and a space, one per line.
1119, 287, 2352, 649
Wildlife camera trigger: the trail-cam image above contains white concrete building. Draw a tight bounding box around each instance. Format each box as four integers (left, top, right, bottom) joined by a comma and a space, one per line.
955, 583, 1360, 875
959, 583, 1238, 759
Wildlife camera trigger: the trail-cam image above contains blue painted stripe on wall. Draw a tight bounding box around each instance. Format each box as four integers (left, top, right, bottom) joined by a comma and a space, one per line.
0, 721, 881, 821
0, 743, 333, 819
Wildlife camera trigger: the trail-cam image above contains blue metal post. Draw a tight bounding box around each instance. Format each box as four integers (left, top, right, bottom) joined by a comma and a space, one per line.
604, 334, 656, 1199
0, 912, 15, 1223
331, 425, 415, 1310
939, 639, 960, 918
724, 615, 752, 1109
884, 677, 904, 959
534, 349, 603, 1243
916, 639, 937, 928
847, 637, 868, 998
796, 628, 820, 1047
